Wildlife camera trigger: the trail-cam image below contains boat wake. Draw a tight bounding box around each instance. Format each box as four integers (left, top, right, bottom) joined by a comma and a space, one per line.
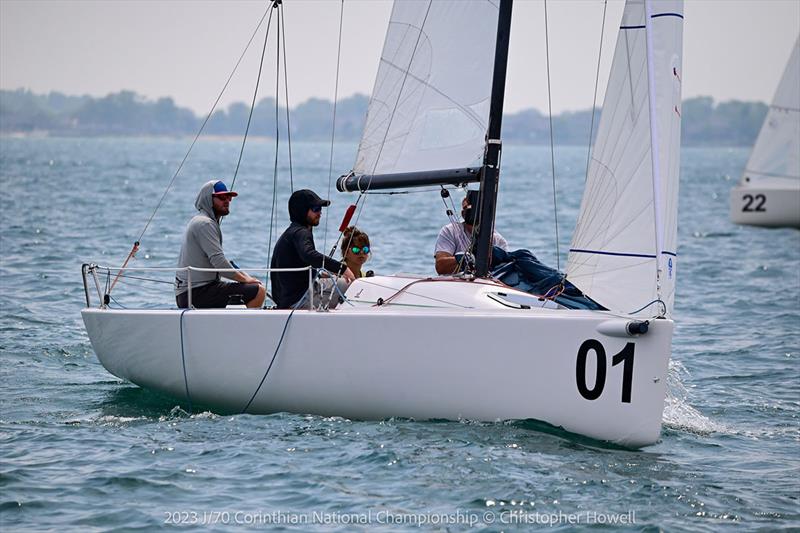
662, 360, 727, 436
691, 230, 736, 239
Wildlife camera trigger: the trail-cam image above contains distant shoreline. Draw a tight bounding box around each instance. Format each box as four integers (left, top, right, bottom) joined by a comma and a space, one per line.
0, 131, 756, 148
0, 131, 289, 142
1, 89, 768, 148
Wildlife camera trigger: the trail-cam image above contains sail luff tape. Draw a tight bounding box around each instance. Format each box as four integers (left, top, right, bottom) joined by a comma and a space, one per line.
643, 0, 667, 302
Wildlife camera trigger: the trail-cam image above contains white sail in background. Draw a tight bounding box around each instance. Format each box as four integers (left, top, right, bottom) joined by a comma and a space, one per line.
353, 0, 499, 177
567, 0, 684, 318
743, 36, 800, 183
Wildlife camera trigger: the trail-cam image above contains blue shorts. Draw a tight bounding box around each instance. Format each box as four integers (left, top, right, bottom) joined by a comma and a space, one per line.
176, 281, 260, 309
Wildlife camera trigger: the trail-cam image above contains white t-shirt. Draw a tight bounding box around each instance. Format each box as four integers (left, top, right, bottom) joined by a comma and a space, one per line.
434, 222, 508, 256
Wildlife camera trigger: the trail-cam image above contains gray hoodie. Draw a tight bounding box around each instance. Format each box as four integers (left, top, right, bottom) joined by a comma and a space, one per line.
174, 180, 236, 295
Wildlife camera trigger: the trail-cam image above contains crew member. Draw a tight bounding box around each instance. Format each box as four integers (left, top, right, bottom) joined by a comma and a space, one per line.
175, 180, 265, 308
434, 189, 508, 275
271, 189, 355, 309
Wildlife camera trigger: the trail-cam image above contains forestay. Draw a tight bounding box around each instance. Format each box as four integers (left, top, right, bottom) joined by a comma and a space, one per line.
743, 37, 800, 183
353, 0, 499, 179
567, 0, 684, 318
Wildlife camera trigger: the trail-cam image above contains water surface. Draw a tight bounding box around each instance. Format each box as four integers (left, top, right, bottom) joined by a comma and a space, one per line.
1, 137, 798, 531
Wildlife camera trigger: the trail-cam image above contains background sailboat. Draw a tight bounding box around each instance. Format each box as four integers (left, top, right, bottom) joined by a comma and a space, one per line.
730, 37, 800, 228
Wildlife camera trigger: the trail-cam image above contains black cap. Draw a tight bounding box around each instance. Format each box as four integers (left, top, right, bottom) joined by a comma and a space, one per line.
288, 189, 331, 224
466, 189, 480, 207
291, 189, 330, 208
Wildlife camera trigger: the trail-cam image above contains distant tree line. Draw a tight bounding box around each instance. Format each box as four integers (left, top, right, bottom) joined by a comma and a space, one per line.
0, 88, 768, 146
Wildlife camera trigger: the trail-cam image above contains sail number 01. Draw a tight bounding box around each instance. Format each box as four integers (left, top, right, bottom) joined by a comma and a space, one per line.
575, 340, 635, 403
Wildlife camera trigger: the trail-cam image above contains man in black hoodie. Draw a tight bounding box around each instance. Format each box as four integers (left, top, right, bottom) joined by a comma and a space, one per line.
270, 189, 355, 309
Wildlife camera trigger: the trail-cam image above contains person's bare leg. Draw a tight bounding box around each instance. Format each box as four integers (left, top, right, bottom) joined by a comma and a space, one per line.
246, 285, 266, 308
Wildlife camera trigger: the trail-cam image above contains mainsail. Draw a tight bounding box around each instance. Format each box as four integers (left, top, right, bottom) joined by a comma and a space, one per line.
351, 0, 499, 182
567, 0, 684, 318
742, 36, 800, 183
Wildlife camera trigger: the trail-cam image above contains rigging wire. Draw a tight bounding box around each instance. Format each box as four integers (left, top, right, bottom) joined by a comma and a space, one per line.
584, 0, 608, 182
179, 309, 194, 414
230, 3, 276, 192
265, 2, 283, 277
107, 6, 272, 296
107, 295, 128, 309
365, 1, 432, 181
362, 186, 464, 195
280, 1, 294, 192
569, 0, 608, 271
370, 277, 477, 309
466, 183, 483, 274
628, 299, 667, 317
438, 186, 472, 273
344, 0, 435, 267
105, 273, 174, 285
320, 1, 374, 281
323, 0, 346, 268
241, 305, 297, 414
134, 5, 272, 246
107, 242, 139, 295
543, 0, 561, 271
439, 186, 463, 223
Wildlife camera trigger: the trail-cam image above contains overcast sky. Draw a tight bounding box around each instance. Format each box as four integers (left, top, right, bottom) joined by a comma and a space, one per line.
1, 0, 798, 114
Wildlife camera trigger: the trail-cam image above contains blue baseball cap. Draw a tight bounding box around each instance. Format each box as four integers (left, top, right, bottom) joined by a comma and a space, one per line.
213, 181, 238, 197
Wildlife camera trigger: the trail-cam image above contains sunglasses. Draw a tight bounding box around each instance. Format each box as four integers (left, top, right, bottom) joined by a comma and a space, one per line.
310, 205, 323, 213
351, 245, 370, 254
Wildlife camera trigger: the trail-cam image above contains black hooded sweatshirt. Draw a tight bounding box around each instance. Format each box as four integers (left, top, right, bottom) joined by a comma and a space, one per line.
270, 197, 345, 308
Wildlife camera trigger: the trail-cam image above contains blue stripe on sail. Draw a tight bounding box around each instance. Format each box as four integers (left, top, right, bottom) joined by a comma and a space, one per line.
622, 13, 682, 30
651, 12, 684, 19
771, 105, 800, 112
569, 248, 656, 259
570, 249, 678, 258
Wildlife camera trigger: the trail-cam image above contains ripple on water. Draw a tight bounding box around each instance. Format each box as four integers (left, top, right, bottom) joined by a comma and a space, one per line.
2, 141, 799, 530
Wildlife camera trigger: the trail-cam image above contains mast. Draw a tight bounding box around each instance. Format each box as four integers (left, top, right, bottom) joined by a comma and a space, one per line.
475, 0, 513, 277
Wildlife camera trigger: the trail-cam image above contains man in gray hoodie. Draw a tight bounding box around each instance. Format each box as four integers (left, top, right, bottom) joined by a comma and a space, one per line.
175, 180, 265, 309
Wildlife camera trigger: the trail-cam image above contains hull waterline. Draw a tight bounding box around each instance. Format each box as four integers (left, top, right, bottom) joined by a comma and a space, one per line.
82, 302, 673, 448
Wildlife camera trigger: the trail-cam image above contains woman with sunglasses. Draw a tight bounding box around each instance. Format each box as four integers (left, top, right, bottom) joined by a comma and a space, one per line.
340, 226, 372, 279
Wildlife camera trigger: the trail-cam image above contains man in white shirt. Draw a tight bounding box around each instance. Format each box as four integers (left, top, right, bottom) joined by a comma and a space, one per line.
434, 189, 508, 275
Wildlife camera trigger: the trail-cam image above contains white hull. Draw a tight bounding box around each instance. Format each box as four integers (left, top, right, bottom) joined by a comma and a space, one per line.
730, 178, 800, 228
83, 277, 673, 448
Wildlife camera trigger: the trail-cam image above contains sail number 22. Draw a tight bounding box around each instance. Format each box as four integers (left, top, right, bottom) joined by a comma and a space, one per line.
742, 194, 766, 212
575, 340, 635, 403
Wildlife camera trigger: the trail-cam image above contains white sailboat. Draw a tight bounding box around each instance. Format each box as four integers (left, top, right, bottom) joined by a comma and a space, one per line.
82, 0, 684, 448
730, 37, 800, 228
